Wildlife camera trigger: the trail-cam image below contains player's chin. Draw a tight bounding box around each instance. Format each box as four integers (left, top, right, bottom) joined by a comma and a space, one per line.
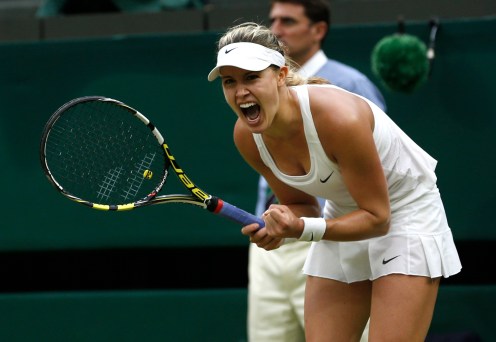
242, 115, 266, 133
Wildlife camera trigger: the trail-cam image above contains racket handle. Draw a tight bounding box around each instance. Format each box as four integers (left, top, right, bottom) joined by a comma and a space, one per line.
207, 197, 265, 228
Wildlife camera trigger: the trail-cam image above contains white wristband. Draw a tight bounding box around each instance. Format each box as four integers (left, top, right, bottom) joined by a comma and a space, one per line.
299, 217, 326, 242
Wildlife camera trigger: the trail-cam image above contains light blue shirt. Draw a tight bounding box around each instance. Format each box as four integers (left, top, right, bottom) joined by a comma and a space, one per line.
302, 50, 386, 111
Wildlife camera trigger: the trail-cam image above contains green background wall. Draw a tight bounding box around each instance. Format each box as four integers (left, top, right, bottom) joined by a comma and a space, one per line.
2, 17, 495, 251
1, 33, 255, 250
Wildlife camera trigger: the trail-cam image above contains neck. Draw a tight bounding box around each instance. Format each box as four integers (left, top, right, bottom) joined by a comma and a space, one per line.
263, 87, 301, 140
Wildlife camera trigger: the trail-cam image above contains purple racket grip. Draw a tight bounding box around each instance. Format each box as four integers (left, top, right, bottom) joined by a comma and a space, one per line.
207, 197, 265, 228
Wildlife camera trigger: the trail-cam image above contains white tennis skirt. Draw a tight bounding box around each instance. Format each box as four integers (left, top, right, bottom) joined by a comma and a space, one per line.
303, 188, 462, 283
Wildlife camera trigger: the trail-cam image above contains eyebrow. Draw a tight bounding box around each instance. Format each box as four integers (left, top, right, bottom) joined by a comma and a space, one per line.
220, 69, 262, 79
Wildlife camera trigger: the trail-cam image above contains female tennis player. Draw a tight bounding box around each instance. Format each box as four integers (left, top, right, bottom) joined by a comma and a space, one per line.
207, 22, 461, 341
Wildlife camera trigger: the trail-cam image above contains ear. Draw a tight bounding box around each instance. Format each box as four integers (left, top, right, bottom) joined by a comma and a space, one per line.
277, 66, 288, 86
312, 21, 327, 42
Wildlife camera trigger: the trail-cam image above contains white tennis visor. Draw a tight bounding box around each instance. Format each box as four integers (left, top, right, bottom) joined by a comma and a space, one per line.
208, 42, 285, 81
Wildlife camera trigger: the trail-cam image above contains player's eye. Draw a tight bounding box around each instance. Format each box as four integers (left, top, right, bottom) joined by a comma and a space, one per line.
246, 73, 260, 81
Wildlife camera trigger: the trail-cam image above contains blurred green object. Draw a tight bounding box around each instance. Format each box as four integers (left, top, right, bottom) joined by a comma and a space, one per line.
371, 33, 430, 93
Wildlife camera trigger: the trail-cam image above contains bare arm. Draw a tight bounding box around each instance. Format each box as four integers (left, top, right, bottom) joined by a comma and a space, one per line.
311, 87, 391, 241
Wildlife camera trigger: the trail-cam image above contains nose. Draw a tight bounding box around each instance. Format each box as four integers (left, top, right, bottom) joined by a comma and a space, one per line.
270, 20, 283, 38
235, 85, 249, 98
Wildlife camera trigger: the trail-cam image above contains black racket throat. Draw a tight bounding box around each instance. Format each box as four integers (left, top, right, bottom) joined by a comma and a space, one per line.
205, 196, 222, 212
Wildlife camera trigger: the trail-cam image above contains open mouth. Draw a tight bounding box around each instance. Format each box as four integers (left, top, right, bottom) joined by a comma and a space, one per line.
240, 102, 261, 123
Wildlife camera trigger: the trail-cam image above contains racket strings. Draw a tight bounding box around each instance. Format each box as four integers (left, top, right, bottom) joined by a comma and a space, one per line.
97, 166, 124, 201
121, 152, 157, 201
45, 100, 166, 205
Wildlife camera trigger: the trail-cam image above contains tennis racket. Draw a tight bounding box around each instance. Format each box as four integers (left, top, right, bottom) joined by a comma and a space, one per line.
40, 96, 265, 228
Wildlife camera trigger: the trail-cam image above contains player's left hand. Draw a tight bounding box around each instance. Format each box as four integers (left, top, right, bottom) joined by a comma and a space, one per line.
262, 204, 304, 240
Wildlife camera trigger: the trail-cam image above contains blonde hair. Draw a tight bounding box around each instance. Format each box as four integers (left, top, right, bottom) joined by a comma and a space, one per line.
216, 22, 329, 86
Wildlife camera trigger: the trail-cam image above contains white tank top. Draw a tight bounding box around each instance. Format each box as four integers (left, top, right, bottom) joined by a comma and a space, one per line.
252, 84, 438, 217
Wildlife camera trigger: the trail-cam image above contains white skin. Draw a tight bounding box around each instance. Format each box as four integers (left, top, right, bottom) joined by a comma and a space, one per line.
218, 64, 440, 341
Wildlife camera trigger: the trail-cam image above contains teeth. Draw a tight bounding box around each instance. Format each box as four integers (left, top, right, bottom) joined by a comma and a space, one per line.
240, 102, 256, 108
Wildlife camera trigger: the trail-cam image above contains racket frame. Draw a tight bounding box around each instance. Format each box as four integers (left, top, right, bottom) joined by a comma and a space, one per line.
40, 96, 265, 227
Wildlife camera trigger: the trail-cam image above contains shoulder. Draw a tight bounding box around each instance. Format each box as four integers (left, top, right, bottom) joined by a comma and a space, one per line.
307, 85, 370, 128
233, 119, 265, 169
234, 119, 255, 152
305, 85, 374, 161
